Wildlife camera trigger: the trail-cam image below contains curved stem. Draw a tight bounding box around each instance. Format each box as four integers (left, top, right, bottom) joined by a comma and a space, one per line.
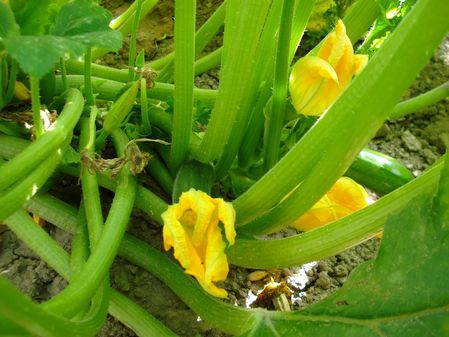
41, 131, 137, 316
56, 74, 218, 109
0, 140, 68, 221
0, 275, 105, 337
80, 108, 104, 247
194, 47, 222, 76
0, 133, 169, 225
4, 58, 18, 103
390, 81, 449, 119
0, 89, 84, 190
109, 291, 176, 337
4, 209, 175, 337
228, 160, 442, 268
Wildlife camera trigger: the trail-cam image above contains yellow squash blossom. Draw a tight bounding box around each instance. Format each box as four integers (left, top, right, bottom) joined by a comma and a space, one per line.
289, 19, 368, 116
162, 188, 236, 298
293, 177, 373, 231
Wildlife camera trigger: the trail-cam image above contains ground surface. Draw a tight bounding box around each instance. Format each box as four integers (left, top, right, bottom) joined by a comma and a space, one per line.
1, 1, 448, 336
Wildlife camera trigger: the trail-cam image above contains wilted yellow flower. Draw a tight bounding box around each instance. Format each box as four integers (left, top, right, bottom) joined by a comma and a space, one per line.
293, 177, 373, 231
162, 188, 236, 298
289, 20, 368, 116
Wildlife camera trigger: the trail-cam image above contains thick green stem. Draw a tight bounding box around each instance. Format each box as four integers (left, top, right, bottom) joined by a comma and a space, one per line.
237, 0, 367, 169
193, 0, 272, 163
0, 140, 68, 221
390, 81, 449, 119
263, 0, 295, 170
140, 78, 151, 134
157, 1, 226, 82
194, 47, 222, 76
20, 156, 443, 330
169, 0, 196, 170
109, 291, 176, 337
5, 207, 175, 337
80, 109, 104, 247
145, 147, 174, 194
12, 192, 254, 335
84, 47, 95, 106
30, 76, 43, 138
0, 89, 84, 191
128, 0, 143, 82
228, 160, 443, 268
0, 134, 169, 225
24, 194, 80, 234
56, 74, 218, 110
0, 275, 105, 337
213, 0, 283, 177
41, 130, 137, 316
70, 205, 89, 288
233, 0, 449, 227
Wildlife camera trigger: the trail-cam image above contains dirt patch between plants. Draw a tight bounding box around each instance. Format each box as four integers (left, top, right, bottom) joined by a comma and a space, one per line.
1, 1, 448, 336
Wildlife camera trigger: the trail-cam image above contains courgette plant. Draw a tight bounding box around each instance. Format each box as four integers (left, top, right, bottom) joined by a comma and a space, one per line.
0, 0, 448, 336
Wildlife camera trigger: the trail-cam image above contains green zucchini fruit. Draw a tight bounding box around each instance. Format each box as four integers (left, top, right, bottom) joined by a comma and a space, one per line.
345, 148, 415, 195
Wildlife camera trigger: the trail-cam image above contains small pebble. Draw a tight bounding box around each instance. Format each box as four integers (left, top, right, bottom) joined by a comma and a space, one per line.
401, 130, 422, 151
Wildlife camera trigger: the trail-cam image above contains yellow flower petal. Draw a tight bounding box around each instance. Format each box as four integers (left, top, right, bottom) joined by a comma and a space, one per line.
289, 56, 339, 116
162, 207, 203, 278
289, 20, 368, 116
216, 199, 236, 245
293, 177, 372, 231
353, 54, 369, 76
162, 189, 236, 298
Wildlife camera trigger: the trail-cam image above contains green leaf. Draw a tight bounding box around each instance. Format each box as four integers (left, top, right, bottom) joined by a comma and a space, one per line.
239, 189, 449, 336
68, 31, 122, 51
51, 0, 122, 51
3, 35, 84, 79
3, 0, 121, 79
0, 2, 19, 39
9, 0, 51, 35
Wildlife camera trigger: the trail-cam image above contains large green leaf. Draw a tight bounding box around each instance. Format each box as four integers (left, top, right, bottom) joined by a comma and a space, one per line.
51, 0, 121, 51
3, 0, 121, 79
238, 182, 449, 336
9, 0, 51, 36
0, 3, 19, 39
3, 35, 84, 79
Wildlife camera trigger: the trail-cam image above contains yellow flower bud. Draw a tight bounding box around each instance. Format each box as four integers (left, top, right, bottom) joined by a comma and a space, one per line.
13, 81, 31, 102
162, 188, 236, 298
289, 20, 368, 116
293, 177, 373, 231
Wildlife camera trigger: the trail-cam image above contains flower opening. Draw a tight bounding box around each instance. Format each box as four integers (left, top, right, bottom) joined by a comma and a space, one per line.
289, 20, 368, 116
162, 188, 236, 298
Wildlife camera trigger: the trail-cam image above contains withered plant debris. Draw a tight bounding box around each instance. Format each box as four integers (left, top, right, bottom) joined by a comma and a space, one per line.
81, 138, 169, 178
